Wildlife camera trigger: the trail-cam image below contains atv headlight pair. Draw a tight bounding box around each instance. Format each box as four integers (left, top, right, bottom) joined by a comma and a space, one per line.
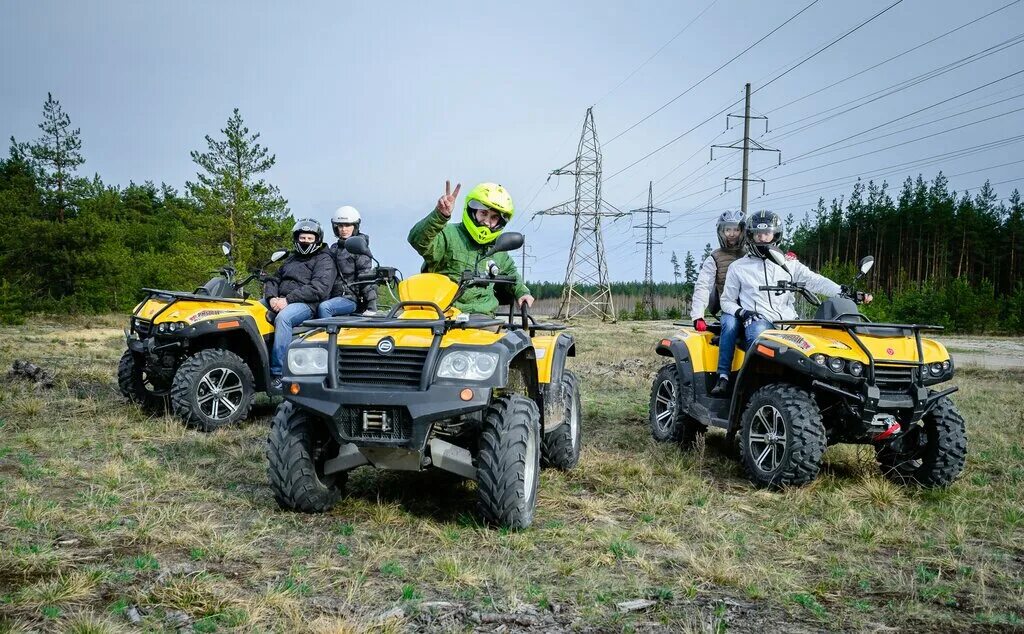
928, 360, 951, 376
812, 353, 863, 377
156, 321, 189, 334
436, 350, 499, 381
288, 347, 329, 375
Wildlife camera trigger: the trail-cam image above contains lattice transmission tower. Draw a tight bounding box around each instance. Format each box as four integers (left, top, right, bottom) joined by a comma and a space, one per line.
532, 108, 626, 320
631, 181, 669, 314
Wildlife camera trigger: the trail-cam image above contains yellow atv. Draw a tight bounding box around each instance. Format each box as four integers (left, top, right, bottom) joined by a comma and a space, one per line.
266, 232, 580, 529
119, 242, 288, 431
650, 251, 966, 489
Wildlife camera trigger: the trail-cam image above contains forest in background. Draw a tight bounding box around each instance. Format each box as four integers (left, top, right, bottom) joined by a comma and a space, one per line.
2, 94, 1022, 332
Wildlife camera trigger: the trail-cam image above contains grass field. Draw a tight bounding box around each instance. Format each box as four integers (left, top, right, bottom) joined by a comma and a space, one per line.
1, 316, 1022, 632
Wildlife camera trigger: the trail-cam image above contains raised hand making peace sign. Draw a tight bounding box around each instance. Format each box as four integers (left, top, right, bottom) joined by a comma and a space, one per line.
435, 180, 461, 218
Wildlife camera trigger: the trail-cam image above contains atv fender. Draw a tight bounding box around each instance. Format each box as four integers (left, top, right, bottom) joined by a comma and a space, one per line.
539, 333, 576, 433
655, 337, 712, 426
185, 315, 273, 391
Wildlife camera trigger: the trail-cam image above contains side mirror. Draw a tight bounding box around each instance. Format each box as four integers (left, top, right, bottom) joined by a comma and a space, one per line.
221, 242, 232, 256
767, 246, 790, 272
270, 250, 288, 263
486, 232, 524, 256
858, 255, 875, 276
344, 236, 371, 256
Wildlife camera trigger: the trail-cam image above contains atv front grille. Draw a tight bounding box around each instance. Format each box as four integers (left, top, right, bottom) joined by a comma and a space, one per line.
873, 364, 915, 389
336, 407, 413, 441
337, 347, 428, 388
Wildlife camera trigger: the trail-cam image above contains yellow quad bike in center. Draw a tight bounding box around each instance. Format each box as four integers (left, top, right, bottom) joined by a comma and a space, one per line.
265, 232, 581, 529
650, 250, 966, 489
119, 242, 288, 431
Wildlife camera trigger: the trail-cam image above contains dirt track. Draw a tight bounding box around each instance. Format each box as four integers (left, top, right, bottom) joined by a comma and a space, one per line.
939, 336, 1024, 370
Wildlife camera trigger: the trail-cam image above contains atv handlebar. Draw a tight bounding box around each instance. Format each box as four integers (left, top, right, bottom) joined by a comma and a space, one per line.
758, 281, 822, 306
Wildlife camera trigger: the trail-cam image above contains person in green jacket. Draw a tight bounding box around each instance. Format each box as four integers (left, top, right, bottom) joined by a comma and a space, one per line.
408, 180, 534, 315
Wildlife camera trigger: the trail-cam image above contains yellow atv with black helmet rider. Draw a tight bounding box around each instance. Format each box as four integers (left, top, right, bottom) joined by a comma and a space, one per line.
265, 232, 581, 529
118, 242, 288, 430
650, 248, 966, 489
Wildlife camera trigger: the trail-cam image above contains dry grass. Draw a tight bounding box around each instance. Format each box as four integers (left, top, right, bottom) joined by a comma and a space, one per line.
0, 316, 1022, 631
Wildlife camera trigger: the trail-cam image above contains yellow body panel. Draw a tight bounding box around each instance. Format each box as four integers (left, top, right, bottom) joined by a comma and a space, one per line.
762, 327, 949, 364
398, 274, 459, 311
135, 296, 275, 336
531, 334, 561, 384
668, 330, 746, 374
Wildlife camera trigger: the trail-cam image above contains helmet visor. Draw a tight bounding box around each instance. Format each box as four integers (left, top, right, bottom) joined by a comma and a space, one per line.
468, 199, 509, 227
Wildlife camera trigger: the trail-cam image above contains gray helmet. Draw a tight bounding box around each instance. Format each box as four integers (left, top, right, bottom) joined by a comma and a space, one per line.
716, 210, 745, 249
745, 210, 782, 259
292, 218, 324, 255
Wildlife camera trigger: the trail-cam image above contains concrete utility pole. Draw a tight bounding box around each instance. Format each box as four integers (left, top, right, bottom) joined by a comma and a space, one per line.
533, 108, 626, 321
711, 82, 781, 213
631, 181, 669, 315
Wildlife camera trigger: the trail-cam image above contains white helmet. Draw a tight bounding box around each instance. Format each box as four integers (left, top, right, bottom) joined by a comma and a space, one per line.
331, 205, 361, 237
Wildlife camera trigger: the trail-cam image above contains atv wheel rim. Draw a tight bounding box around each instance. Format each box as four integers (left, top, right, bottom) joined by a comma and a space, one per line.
196, 367, 245, 420
653, 379, 677, 433
748, 405, 787, 473
524, 423, 538, 505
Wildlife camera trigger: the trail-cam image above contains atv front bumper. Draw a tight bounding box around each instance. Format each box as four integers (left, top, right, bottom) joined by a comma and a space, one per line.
284, 376, 490, 449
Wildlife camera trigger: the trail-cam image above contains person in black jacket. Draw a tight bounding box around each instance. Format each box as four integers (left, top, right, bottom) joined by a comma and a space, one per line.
318, 205, 377, 317
263, 218, 336, 387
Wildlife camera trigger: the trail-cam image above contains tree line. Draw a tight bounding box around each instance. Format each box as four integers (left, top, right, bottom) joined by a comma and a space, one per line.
0, 95, 293, 323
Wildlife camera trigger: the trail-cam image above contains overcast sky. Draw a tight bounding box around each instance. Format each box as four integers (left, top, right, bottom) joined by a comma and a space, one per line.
2, 0, 1022, 282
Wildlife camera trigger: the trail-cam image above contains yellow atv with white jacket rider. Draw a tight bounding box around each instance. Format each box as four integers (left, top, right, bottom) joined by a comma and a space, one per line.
266, 232, 581, 529
119, 242, 288, 431
650, 249, 966, 489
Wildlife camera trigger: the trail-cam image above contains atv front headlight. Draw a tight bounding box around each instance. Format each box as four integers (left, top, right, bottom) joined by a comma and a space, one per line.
437, 350, 499, 381
828, 357, 845, 373
287, 347, 329, 375
848, 361, 864, 377
929, 362, 943, 376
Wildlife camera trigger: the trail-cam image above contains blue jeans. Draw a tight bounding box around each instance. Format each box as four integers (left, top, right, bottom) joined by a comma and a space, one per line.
317, 296, 357, 318
716, 313, 741, 377
261, 300, 313, 377
742, 318, 774, 352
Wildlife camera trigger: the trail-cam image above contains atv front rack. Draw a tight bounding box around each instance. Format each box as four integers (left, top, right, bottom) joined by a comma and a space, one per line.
774, 318, 946, 392
302, 301, 504, 391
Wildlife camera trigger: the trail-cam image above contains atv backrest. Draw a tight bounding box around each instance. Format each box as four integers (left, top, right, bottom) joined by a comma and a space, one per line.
195, 277, 237, 298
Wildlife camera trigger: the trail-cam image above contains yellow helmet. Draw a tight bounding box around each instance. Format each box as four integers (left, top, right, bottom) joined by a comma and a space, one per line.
462, 183, 514, 245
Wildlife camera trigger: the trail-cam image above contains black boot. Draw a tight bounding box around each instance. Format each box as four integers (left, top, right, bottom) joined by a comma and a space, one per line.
710, 375, 729, 396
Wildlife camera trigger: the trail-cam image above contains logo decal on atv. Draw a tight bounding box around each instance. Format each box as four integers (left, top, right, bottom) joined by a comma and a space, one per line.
187, 309, 231, 323
886, 347, 895, 356
772, 333, 812, 350
376, 337, 395, 355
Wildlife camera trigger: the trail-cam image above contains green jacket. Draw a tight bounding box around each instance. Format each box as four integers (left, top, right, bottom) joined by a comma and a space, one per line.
407, 208, 530, 316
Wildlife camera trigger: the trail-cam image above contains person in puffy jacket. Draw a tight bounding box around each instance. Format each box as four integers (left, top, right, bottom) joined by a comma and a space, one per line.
318, 205, 377, 318
721, 211, 871, 396
263, 218, 336, 388
690, 210, 745, 396
408, 180, 533, 316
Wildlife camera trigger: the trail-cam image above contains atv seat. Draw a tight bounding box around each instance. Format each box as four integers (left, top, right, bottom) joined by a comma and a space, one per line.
195, 277, 236, 298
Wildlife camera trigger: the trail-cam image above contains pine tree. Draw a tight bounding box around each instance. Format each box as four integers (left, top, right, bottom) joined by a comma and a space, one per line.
684, 251, 697, 285
701, 242, 712, 262
20, 93, 85, 222
186, 108, 291, 267
670, 251, 681, 285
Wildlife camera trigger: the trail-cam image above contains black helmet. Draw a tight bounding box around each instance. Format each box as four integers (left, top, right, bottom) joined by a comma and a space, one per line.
292, 218, 324, 255
716, 210, 746, 249
745, 210, 782, 259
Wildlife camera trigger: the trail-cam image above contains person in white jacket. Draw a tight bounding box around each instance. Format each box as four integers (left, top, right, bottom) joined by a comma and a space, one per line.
720, 210, 871, 394
690, 210, 746, 396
